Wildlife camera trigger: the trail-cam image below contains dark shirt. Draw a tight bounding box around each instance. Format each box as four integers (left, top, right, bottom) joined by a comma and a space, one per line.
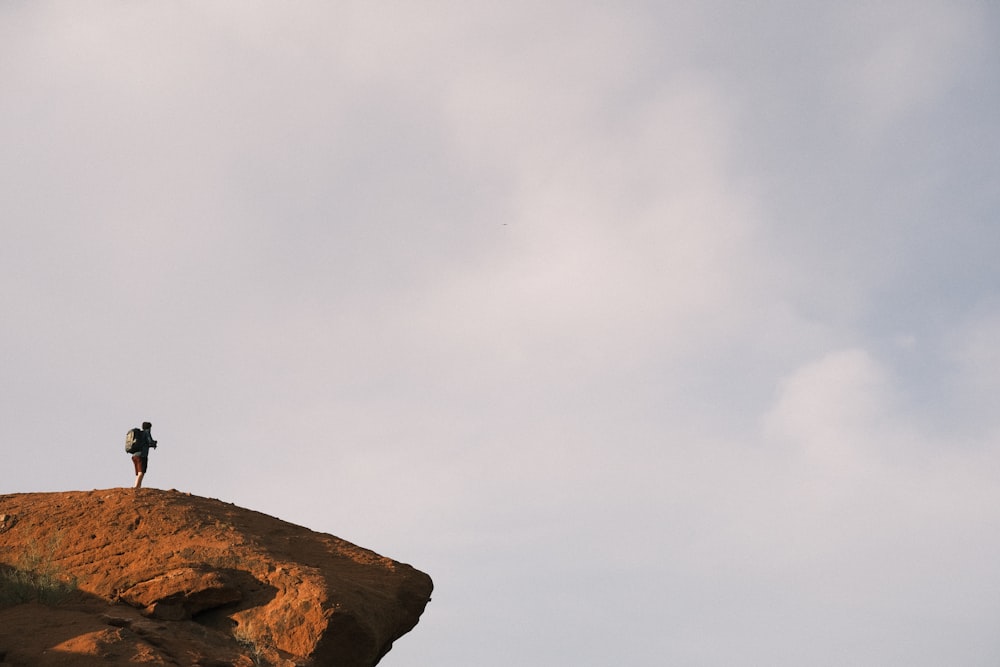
133, 430, 157, 458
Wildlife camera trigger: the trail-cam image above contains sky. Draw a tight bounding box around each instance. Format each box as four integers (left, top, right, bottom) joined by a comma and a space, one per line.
2, 1, 999, 664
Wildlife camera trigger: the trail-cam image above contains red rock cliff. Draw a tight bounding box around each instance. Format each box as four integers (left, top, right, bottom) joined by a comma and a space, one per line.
0, 489, 432, 666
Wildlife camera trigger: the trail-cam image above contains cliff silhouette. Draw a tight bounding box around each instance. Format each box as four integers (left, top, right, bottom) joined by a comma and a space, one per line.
0, 489, 432, 666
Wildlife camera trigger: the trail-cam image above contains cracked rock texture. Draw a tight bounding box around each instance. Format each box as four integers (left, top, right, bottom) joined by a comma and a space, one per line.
0, 489, 432, 666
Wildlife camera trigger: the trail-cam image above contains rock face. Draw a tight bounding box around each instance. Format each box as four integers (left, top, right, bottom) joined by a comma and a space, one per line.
0, 489, 433, 666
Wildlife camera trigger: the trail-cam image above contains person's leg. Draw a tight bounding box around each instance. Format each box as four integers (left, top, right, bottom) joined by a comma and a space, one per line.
132, 456, 147, 488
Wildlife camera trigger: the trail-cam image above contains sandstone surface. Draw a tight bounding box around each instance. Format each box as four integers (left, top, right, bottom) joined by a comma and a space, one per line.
0, 489, 432, 666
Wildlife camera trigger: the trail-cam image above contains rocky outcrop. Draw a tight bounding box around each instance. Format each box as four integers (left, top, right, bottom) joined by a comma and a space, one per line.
0, 489, 432, 666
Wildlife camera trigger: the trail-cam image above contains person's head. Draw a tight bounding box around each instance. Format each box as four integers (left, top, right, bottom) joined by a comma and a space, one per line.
142, 421, 152, 430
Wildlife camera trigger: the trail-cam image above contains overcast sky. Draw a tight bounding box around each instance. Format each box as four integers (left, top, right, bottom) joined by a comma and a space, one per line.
3, 2, 1000, 665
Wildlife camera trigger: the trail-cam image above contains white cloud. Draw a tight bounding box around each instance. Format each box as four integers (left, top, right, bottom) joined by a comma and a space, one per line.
762, 348, 897, 465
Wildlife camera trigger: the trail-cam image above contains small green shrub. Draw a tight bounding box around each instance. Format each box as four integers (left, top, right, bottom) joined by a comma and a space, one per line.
233, 620, 273, 666
0, 534, 78, 607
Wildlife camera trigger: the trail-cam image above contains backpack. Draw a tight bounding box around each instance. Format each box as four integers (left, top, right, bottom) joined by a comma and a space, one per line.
125, 427, 143, 454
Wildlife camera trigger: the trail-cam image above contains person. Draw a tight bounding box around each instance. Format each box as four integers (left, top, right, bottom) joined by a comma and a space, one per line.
131, 421, 158, 489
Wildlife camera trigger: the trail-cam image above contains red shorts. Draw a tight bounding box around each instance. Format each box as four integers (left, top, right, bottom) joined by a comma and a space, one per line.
132, 455, 148, 474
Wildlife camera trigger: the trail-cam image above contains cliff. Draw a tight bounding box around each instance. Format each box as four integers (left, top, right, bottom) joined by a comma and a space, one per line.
0, 489, 432, 666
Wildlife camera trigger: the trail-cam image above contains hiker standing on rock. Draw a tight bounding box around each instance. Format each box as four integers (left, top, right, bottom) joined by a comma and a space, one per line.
127, 421, 158, 489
